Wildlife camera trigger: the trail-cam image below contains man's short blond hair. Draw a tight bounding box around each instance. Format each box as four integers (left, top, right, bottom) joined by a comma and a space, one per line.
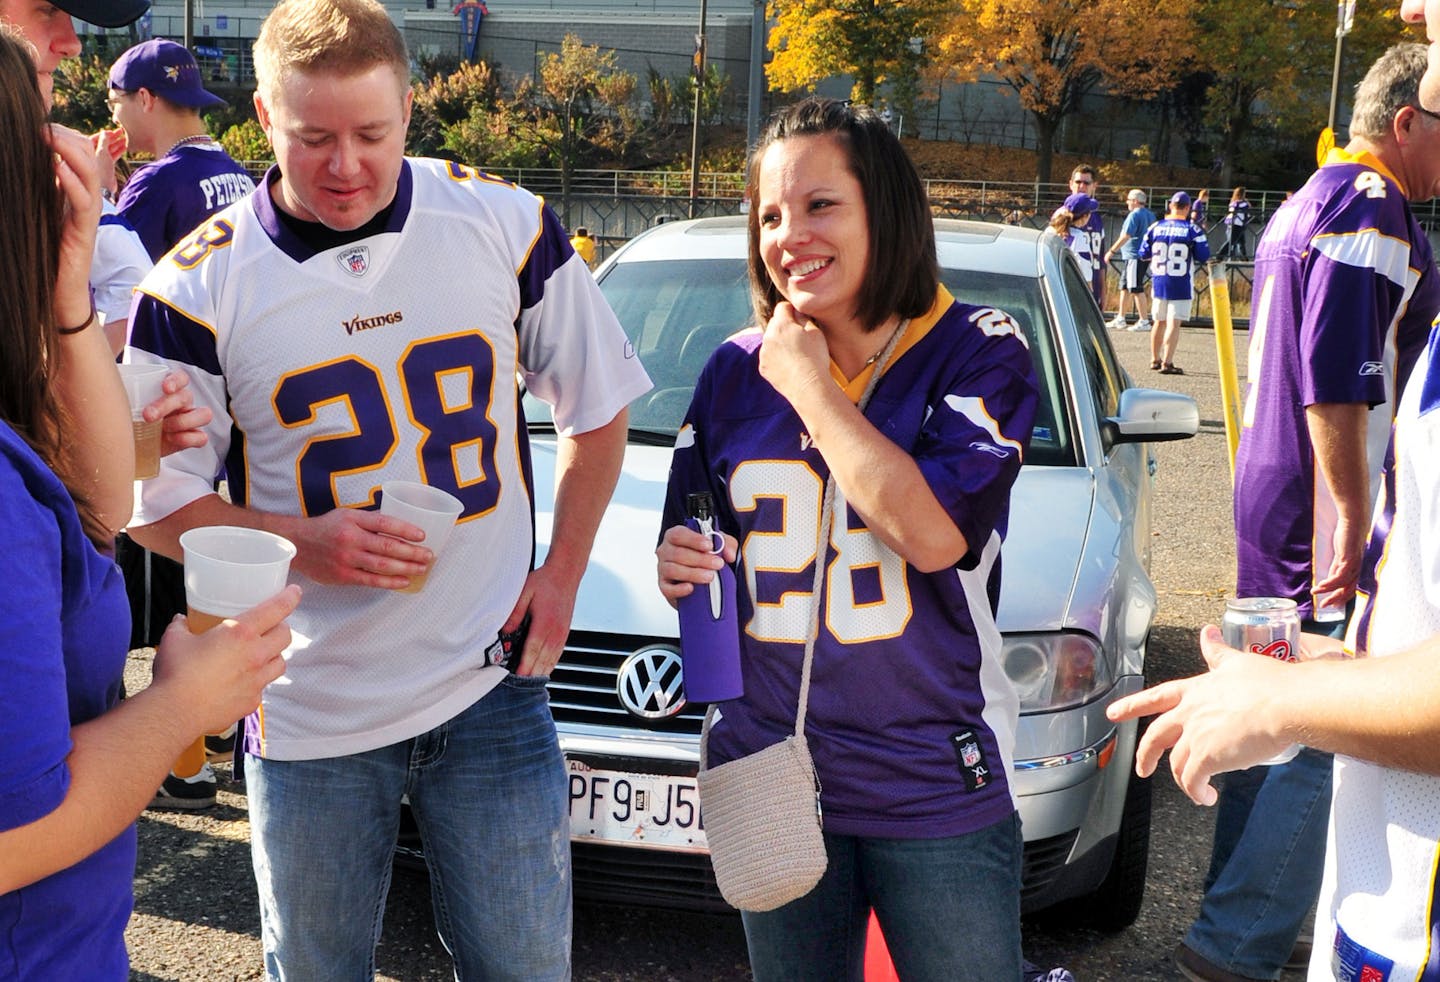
254, 0, 408, 101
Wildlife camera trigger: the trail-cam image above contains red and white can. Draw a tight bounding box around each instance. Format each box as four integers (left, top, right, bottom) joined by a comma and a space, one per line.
1221, 597, 1301, 765
1222, 597, 1301, 663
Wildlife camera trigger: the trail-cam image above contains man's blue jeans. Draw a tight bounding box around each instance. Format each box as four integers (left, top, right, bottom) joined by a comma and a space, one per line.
741, 812, 1022, 982
1184, 615, 1343, 979
246, 674, 571, 982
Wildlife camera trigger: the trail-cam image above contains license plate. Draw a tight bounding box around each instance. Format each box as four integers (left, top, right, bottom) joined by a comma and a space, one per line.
567, 759, 708, 852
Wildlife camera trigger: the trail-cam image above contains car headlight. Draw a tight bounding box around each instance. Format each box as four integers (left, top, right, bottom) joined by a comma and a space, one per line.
1002, 632, 1114, 713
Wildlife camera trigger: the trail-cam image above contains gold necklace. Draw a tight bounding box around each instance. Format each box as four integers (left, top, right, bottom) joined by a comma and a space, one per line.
165, 133, 216, 156
863, 319, 907, 367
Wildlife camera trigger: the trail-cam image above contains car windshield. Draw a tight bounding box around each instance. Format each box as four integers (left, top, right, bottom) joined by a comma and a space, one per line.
525, 255, 1074, 466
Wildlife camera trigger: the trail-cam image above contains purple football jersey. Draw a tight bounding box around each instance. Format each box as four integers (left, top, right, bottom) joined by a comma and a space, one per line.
663, 289, 1038, 839
1233, 149, 1440, 616
1139, 218, 1209, 300
117, 143, 254, 260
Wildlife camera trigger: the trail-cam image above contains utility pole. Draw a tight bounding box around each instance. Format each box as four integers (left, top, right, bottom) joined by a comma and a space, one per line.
688, 0, 708, 220
1328, 0, 1357, 133
183, 0, 194, 51
746, 0, 764, 147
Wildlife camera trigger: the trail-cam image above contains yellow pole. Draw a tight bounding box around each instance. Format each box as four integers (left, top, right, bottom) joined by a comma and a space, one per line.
1210, 261, 1243, 476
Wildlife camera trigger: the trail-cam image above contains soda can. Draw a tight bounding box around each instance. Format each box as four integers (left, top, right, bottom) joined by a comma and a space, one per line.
1221, 597, 1301, 765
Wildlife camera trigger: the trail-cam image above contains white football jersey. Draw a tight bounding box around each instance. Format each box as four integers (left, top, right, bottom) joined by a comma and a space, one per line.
128, 158, 651, 760
1310, 333, 1440, 981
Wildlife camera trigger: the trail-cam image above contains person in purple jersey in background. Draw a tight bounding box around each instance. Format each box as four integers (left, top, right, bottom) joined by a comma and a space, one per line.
1139, 191, 1209, 375
104, 39, 255, 263
1165, 43, 1440, 982
657, 96, 1037, 982
1110, 33, 1440, 982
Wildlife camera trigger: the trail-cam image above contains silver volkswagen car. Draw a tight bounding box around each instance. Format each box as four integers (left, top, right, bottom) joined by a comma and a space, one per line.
407, 216, 1198, 928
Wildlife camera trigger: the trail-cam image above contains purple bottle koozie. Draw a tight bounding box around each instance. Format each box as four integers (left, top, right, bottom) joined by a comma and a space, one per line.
677, 496, 744, 702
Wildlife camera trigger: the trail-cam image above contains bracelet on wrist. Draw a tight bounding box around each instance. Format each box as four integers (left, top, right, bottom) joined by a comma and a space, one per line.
57, 297, 98, 335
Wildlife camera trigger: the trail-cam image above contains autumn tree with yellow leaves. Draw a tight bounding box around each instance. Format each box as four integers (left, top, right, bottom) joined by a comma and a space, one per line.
767, 0, 950, 113
933, 0, 1198, 184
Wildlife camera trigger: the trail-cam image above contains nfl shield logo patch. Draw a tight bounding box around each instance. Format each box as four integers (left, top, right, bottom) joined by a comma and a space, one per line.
338, 246, 370, 277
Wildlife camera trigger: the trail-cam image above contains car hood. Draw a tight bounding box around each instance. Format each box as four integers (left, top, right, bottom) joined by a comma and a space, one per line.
532, 439, 1093, 639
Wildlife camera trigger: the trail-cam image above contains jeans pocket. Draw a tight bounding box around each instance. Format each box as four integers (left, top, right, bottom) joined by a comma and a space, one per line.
501, 672, 551, 690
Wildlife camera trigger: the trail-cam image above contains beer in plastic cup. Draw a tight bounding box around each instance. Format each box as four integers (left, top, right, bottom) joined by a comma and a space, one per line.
179, 526, 297, 633
379, 481, 463, 594
117, 363, 168, 480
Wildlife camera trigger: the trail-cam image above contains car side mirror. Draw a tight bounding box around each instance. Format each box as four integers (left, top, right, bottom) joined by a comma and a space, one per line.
1105, 388, 1199, 444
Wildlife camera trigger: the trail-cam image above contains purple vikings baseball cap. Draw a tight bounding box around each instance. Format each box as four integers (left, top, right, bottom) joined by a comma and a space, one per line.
1062, 192, 1097, 214
1169, 190, 1193, 207
54, 0, 150, 28
109, 38, 227, 109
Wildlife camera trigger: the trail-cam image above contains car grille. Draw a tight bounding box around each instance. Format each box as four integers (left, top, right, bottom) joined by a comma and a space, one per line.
397, 633, 1085, 913
1020, 830, 1079, 909
549, 631, 707, 735
572, 842, 729, 912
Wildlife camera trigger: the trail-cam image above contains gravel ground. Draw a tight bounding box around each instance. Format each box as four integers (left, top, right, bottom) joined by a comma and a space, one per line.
123, 322, 1294, 981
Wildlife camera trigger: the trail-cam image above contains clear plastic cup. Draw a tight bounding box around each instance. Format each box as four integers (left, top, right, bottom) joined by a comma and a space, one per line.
178, 526, 297, 633
379, 481, 463, 594
117, 363, 168, 480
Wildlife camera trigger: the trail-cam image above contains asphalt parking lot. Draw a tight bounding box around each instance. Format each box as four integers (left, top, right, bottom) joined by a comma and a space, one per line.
123, 322, 1304, 981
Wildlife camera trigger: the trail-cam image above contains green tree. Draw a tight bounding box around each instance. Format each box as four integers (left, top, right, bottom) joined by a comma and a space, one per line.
1197, 0, 1406, 186
51, 54, 114, 133
766, 0, 947, 109
934, 0, 1199, 184
219, 118, 272, 164
526, 34, 639, 224
408, 59, 506, 158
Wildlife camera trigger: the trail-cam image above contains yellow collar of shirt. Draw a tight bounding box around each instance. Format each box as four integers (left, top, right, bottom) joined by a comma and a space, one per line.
829, 286, 953, 403
1324, 146, 1406, 197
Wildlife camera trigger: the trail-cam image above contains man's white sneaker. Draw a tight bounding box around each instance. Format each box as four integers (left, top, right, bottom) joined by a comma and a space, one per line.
1108, 315, 1128, 330
1129, 318, 1153, 332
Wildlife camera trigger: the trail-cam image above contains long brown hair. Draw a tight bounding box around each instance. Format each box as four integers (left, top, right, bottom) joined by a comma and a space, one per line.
0, 26, 105, 543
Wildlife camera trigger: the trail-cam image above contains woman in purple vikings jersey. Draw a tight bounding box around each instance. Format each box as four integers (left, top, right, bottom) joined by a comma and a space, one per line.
0, 29, 296, 979
657, 97, 1038, 982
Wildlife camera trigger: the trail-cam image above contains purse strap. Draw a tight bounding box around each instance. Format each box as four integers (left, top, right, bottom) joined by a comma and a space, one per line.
700, 317, 909, 760
792, 317, 908, 741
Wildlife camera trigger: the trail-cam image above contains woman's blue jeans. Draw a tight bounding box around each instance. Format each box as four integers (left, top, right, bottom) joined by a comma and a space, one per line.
741, 812, 1023, 982
246, 674, 571, 982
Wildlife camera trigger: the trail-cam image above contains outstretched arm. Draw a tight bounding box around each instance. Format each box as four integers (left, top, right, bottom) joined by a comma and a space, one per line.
1108, 625, 1440, 805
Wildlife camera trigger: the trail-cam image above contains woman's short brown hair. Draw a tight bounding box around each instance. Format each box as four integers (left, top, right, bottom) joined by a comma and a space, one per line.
745, 97, 938, 333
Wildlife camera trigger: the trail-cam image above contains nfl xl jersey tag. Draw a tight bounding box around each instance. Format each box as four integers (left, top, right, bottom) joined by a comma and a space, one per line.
950, 729, 992, 792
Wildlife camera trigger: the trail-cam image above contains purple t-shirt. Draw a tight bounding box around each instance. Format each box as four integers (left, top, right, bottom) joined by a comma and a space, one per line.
1139, 218, 1210, 300
663, 289, 1038, 839
1233, 150, 1440, 616
0, 423, 133, 980
116, 143, 254, 261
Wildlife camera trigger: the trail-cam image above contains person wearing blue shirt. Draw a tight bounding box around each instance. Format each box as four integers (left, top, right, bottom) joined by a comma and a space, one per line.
1105, 189, 1156, 331
1139, 191, 1210, 375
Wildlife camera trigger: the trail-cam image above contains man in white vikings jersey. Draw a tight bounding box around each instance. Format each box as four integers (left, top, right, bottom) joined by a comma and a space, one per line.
123, 1, 650, 978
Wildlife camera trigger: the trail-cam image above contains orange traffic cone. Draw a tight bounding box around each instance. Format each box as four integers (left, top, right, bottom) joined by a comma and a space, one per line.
864, 910, 900, 982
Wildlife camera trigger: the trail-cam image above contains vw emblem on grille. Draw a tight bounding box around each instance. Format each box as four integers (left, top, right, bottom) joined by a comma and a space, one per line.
616, 646, 687, 720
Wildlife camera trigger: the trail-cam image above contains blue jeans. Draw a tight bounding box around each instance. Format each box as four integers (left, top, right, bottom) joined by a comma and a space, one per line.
246, 674, 571, 982
741, 812, 1022, 982
1184, 615, 1343, 979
